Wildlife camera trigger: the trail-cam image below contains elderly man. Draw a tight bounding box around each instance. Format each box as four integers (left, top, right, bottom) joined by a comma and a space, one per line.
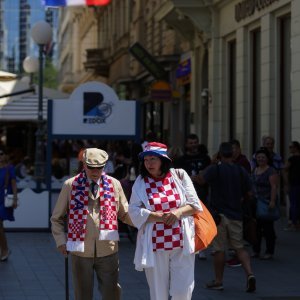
51, 148, 132, 300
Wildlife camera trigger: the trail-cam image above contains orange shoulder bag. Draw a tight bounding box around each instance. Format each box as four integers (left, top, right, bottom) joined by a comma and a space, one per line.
175, 169, 217, 252
193, 200, 217, 252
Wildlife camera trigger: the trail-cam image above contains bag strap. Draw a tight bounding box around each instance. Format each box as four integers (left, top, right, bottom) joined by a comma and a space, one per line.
174, 168, 184, 181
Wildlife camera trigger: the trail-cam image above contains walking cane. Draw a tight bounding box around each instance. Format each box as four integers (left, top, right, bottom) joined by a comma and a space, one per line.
65, 255, 69, 300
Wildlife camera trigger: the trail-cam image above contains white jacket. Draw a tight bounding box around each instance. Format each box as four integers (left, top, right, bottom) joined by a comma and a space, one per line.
129, 168, 203, 271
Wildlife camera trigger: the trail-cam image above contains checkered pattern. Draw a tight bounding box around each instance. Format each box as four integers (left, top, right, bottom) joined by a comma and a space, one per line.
67, 171, 118, 244
145, 172, 183, 251
68, 172, 89, 242
99, 175, 118, 230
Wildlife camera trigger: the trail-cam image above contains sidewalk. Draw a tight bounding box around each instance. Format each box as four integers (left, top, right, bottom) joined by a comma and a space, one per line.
0, 218, 299, 300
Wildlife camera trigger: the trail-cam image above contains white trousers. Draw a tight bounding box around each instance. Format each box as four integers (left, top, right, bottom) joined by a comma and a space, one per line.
145, 248, 195, 300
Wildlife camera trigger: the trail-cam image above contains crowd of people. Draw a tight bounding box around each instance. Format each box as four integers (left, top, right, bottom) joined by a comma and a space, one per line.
1, 133, 300, 300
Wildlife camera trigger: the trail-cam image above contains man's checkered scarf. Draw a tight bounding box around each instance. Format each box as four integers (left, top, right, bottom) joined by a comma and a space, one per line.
66, 171, 118, 253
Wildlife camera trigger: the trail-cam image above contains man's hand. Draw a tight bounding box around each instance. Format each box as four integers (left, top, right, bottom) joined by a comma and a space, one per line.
58, 244, 68, 257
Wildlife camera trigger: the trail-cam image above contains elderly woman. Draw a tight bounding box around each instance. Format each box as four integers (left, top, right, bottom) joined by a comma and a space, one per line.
252, 147, 279, 260
129, 142, 202, 300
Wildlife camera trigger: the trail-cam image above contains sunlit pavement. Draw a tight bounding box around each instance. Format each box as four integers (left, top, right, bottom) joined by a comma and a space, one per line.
0, 218, 300, 300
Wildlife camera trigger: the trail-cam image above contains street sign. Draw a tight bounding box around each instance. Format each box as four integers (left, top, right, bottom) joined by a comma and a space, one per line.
129, 42, 168, 80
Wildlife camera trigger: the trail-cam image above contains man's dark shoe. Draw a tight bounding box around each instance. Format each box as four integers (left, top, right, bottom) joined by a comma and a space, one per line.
246, 274, 256, 292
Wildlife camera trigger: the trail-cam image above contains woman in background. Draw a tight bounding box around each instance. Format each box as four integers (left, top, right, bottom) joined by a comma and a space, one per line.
0, 149, 18, 261
252, 147, 279, 260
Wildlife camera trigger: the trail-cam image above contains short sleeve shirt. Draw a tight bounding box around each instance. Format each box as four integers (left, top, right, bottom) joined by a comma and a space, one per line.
204, 163, 252, 220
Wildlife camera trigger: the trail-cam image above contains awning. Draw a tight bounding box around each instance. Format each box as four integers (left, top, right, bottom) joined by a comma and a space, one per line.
0, 75, 69, 122
0, 70, 17, 81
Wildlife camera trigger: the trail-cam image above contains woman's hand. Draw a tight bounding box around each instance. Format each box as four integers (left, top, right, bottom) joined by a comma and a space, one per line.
163, 210, 181, 226
269, 200, 276, 209
12, 198, 18, 209
147, 212, 164, 223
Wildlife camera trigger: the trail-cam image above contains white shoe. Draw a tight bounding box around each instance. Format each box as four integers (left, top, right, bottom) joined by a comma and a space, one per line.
0, 249, 11, 261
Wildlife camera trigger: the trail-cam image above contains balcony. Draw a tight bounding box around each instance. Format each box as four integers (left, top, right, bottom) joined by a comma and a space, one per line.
84, 48, 110, 77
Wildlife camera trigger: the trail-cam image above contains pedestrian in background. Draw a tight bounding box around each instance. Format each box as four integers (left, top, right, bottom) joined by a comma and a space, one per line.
251, 136, 284, 171
197, 142, 256, 292
226, 139, 252, 267
0, 149, 18, 261
129, 142, 202, 300
51, 148, 133, 300
283, 141, 300, 231
231, 139, 251, 173
252, 147, 279, 260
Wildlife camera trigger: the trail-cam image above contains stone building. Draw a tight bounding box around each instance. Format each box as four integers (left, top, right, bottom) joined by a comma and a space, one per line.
57, 0, 299, 159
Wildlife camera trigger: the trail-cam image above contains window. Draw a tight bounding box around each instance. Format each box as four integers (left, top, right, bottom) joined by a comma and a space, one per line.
279, 15, 291, 159
228, 40, 236, 140
250, 29, 261, 153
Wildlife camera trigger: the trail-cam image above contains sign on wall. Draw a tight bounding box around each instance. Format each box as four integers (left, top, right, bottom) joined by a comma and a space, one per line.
50, 81, 138, 136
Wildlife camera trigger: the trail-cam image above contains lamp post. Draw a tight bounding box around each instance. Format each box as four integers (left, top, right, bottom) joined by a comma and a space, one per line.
23, 56, 39, 85
30, 21, 52, 191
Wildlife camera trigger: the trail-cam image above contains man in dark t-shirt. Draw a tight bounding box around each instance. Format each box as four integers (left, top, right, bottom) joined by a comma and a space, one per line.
174, 134, 211, 202
197, 142, 256, 292
204, 161, 251, 220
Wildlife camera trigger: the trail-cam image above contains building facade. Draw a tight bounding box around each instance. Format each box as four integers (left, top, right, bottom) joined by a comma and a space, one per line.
57, 0, 192, 146
57, 0, 299, 159
159, 0, 298, 159
0, 0, 5, 69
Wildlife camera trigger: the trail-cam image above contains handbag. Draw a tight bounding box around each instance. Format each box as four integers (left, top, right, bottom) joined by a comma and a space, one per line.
174, 169, 217, 252
194, 200, 217, 252
3, 167, 18, 208
256, 196, 280, 221
4, 193, 15, 208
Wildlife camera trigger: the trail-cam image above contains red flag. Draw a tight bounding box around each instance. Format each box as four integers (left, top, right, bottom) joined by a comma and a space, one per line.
86, 0, 111, 5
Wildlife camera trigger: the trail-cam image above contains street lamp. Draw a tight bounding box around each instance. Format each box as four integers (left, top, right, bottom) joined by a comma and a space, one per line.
23, 56, 39, 85
30, 21, 52, 191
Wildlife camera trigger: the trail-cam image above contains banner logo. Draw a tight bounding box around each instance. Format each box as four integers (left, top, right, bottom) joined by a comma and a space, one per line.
83, 92, 113, 124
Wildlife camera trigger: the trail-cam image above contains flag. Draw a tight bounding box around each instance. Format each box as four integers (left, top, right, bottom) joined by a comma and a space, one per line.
43, 0, 111, 7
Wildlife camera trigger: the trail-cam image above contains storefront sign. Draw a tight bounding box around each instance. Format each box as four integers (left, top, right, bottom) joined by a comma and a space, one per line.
176, 58, 191, 78
235, 0, 279, 22
50, 81, 137, 136
176, 58, 191, 85
129, 42, 168, 80
150, 80, 172, 101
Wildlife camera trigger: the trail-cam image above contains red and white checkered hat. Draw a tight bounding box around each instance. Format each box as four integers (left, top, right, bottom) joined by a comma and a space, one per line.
139, 142, 171, 161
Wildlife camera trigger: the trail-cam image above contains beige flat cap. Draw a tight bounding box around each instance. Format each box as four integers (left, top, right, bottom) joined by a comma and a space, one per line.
83, 148, 108, 167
